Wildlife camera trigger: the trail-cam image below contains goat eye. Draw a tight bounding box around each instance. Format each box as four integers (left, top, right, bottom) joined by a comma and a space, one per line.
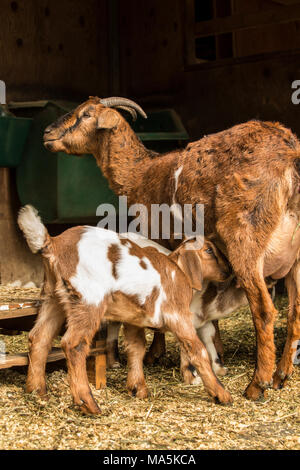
82, 113, 90, 119
205, 247, 213, 255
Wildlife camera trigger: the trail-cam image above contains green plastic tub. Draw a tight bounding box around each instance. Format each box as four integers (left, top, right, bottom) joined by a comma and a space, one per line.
0, 115, 32, 168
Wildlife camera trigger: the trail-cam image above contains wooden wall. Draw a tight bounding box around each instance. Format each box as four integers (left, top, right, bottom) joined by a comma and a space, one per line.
118, 0, 300, 140
1, 0, 300, 138
1, 0, 109, 102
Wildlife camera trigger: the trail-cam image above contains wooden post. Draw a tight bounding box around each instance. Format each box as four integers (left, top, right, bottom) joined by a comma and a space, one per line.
87, 323, 107, 389
0, 168, 43, 285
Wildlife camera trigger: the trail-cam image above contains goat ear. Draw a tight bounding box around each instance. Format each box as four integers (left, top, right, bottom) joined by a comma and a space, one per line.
171, 247, 203, 291
96, 109, 120, 130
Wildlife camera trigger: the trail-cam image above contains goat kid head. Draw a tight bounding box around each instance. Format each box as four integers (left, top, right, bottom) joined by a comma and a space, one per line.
170, 238, 230, 291
43, 96, 147, 155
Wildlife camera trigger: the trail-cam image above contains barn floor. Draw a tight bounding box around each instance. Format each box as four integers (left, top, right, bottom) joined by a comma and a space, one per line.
0, 290, 299, 450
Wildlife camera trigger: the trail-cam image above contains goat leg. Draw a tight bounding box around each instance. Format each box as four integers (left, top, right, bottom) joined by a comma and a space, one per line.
167, 314, 232, 404
61, 303, 105, 415
273, 264, 300, 388
124, 324, 148, 399
144, 331, 166, 365
107, 322, 121, 368
27, 297, 64, 397
242, 276, 277, 400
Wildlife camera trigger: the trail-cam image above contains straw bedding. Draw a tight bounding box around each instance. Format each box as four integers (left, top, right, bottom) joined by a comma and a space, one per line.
0, 286, 299, 450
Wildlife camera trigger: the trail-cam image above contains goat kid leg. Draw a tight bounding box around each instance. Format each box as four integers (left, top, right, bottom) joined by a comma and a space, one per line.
61, 303, 105, 415
27, 297, 65, 397
107, 322, 121, 369
144, 331, 166, 365
212, 320, 225, 365
273, 264, 300, 389
124, 324, 148, 398
198, 322, 228, 376
242, 276, 277, 400
166, 314, 232, 404
181, 321, 227, 385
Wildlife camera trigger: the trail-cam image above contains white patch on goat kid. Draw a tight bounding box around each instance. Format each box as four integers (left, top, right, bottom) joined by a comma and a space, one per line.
70, 228, 165, 323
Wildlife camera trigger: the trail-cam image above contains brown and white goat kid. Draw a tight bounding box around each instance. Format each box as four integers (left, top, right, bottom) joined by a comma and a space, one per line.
106, 233, 248, 381
18, 205, 232, 414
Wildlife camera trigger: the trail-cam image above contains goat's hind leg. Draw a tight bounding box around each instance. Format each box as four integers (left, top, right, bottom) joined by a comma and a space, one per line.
27, 297, 65, 397
107, 322, 121, 368
273, 262, 300, 389
124, 324, 148, 398
61, 302, 106, 415
144, 331, 166, 365
240, 274, 277, 400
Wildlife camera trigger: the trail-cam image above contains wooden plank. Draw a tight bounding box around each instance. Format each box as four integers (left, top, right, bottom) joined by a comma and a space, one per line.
195, 4, 300, 37
0, 307, 38, 321
0, 346, 105, 369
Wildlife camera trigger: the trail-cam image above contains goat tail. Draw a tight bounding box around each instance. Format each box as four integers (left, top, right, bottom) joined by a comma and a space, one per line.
18, 205, 49, 254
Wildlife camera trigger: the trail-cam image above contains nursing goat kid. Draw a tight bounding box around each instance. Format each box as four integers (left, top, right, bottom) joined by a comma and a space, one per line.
107, 234, 247, 380
44, 96, 300, 400
18, 205, 232, 414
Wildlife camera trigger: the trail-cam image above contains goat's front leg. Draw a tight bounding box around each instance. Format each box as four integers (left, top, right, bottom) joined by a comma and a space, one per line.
166, 313, 232, 404
241, 275, 277, 400
181, 321, 227, 385
144, 331, 166, 365
273, 262, 300, 388
27, 297, 65, 397
124, 324, 148, 398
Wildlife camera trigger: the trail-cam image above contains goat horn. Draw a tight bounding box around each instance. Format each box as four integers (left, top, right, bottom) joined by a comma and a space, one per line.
116, 106, 137, 121
100, 97, 147, 119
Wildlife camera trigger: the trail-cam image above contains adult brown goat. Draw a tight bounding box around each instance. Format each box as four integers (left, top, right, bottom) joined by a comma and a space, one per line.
44, 96, 300, 400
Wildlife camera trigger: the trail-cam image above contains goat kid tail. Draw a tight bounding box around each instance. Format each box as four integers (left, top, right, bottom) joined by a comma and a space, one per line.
18, 205, 49, 254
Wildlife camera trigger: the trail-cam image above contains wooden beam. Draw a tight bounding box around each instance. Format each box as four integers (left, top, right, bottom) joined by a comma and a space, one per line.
0, 346, 105, 369
195, 4, 300, 37
0, 307, 38, 320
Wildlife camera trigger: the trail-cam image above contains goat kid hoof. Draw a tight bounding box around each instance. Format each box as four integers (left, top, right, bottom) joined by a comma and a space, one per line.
128, 386, 148, 399
109, 361, 121, 369
214, 366, 228, 377
273, 371, 291, 389
76, 399, 101, 415
213, 390, 233, 405
258, 380, 273, 390
79, 403, 101, 415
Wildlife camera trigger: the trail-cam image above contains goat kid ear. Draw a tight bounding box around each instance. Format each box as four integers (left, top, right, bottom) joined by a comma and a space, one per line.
96, 108, 120, 130
172, 249, 203, 291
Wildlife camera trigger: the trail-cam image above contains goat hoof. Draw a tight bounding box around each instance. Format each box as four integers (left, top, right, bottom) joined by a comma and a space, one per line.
244, 383, 266, 401
213, 389, 233, 405
77, 399, 101, 415
273, 370, 291, 390
79, 403, 101, 415
26, 384, 47, 397
128, 385, 148, 399
258, 379, 273, 390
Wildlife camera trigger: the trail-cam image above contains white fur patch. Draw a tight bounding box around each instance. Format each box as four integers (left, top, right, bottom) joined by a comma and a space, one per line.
70, 228, 165, 324
18, 205, 47, 253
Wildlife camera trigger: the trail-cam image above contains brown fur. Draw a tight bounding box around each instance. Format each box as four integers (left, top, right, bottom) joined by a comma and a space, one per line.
44, 98, 300, 399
